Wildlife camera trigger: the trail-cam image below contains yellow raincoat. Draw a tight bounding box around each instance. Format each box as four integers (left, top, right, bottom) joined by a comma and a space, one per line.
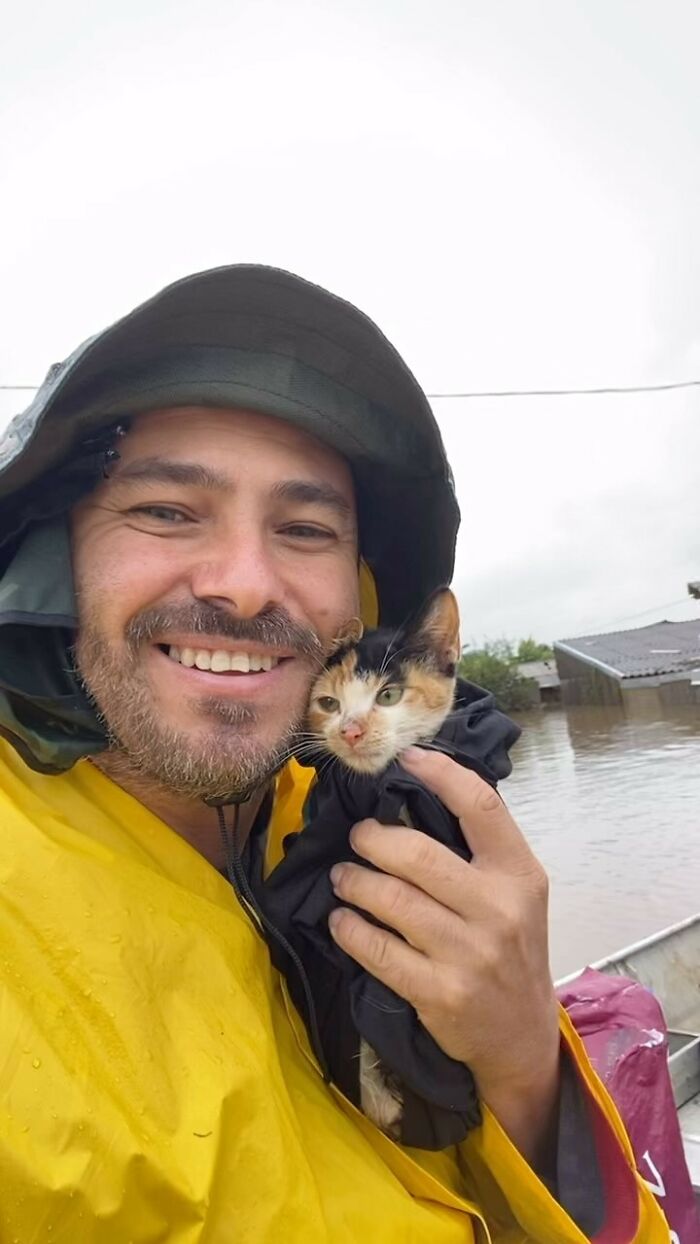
0, 737, 668, 1242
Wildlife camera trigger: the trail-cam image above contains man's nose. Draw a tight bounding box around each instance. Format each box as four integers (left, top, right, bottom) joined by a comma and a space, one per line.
188, 530, 283, 619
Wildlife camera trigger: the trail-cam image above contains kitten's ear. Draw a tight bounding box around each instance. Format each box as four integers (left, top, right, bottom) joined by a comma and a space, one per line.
411, 588, 461, 670
327, 617, 364, 654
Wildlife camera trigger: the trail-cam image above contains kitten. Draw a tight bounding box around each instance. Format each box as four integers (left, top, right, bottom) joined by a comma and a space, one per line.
306, 587, 461, 1138
308, 587, 460, 776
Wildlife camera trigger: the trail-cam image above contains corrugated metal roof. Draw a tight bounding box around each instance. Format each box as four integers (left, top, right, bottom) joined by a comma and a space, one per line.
516, 660, 561, 688
554, 618, 700, 679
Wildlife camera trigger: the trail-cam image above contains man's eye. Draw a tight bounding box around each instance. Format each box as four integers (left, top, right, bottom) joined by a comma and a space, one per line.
130, 505, 189, 523
280, 524, 334, 540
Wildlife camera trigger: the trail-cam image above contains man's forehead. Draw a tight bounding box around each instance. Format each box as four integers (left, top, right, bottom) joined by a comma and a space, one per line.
121, 405, 354, 487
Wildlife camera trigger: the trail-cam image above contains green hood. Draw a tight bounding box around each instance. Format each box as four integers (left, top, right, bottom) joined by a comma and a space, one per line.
0, 265, 460, 772
0, 518, 104, 772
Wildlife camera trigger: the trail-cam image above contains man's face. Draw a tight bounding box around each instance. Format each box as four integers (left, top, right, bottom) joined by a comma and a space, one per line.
71, 406, 360, 799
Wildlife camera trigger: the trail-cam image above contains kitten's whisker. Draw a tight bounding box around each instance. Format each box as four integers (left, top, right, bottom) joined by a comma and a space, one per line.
279, 741, 318, 761
378, 624, 405, 678
284, 743, 326, 762
314, 755, 337, 783
379, 641, 415, 680
377, 603, 420, 677
307, 654, 330, 675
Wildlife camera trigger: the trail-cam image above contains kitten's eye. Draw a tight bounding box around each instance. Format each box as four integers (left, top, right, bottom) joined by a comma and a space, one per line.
376, 686, 404, 706
316, 695, 341, 713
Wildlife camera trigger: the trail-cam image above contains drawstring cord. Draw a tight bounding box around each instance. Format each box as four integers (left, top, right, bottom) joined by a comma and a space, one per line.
215, 802, 331, 1083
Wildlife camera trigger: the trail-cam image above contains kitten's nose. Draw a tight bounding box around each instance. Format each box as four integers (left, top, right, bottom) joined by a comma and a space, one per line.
340, 721, 365, 746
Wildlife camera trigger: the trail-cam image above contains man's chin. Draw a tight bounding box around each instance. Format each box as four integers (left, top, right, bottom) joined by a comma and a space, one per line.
79, 647, 307, 801
100, 710, 300, 803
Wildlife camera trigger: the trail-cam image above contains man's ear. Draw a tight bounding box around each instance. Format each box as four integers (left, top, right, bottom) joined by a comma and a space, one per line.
411, 588, 461, 669
327, 617, 364, 654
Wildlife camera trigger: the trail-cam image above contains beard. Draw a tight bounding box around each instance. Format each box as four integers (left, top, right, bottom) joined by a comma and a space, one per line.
74, 601, 323, 801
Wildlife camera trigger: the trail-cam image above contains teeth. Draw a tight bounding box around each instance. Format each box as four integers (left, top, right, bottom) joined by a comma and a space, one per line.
230, 653, 250, 672
166, 645, 279, 673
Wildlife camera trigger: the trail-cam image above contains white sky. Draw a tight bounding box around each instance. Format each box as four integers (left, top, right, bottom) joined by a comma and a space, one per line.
2, 0, 699, 643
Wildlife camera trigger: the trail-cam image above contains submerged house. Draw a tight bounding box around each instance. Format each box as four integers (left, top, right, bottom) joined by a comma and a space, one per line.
515, 659, 561, 705
553, 619, 700, 709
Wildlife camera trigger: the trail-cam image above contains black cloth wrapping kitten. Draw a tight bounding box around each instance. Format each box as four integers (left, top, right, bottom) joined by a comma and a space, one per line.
251, 679, 521, 1150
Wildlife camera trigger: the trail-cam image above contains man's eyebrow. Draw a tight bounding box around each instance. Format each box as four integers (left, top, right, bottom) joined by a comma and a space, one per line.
270, 478, 354, 520
108, 459, 354, 520
110, 458, 231, 491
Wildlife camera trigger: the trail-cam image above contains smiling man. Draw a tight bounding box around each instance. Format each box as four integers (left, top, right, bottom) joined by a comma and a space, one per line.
72, 406, 358, 825
0, 266, 666, 1241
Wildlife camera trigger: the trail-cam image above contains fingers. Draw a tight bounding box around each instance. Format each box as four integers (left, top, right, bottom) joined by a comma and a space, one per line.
328, 906, 436, 1010
330, 860, 466, 956
329, 747, 557, 1092
400, 746, 539, 872
347, 821, 480, 918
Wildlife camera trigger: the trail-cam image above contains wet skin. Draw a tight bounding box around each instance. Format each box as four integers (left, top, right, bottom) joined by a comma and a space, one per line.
71, 405, 360, 771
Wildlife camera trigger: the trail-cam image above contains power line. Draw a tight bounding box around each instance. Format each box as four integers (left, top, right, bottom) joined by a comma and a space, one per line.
592, 596, 696, 632
427, 378, 700, 399
2, 376, 700, 399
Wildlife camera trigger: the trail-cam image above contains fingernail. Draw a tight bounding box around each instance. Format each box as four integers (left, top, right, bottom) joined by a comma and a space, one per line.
400, 745, 425, 765
328, 909, 343, 934
330, 864, 346, 888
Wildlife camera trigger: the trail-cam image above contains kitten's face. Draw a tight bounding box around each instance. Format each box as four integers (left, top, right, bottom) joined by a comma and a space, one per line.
307, 588, 460, 774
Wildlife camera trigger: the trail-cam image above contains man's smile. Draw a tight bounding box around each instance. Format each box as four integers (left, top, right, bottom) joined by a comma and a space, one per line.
149, 640, 304, 696
166, 645, 283, 672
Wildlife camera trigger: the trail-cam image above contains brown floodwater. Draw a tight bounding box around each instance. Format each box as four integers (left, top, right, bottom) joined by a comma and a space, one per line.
501, 702, 700, 979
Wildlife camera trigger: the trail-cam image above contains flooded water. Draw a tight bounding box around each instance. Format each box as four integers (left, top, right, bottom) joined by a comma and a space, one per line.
503, 703, 700, 979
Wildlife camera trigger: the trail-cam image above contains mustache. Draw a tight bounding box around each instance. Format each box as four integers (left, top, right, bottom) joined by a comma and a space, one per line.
124, 602, 325, 661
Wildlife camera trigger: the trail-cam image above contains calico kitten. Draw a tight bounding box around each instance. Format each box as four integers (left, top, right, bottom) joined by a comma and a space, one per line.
306, 587, 461, 1137
308, 587, 460, 776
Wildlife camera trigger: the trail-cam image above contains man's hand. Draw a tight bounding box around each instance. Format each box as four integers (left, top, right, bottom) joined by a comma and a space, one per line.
328, 745, 561, 1169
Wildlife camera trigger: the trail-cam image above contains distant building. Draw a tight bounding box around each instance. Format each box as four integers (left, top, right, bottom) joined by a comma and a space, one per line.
516, 659, 561, 705
553, 619, 700, 710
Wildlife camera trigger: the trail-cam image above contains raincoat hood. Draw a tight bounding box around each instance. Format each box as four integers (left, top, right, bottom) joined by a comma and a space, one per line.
0, 265, 459, 772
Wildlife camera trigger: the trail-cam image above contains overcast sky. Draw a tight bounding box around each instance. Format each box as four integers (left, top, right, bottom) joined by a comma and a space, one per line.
2, 0, 699, 644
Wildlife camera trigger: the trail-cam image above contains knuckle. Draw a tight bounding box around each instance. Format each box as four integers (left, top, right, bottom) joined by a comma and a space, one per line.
498, 903, 523, 944
474, 783, 503, 817
336, 911, 361, 949
530, 863, 549, 903
442, 971, 471, 1021
407, 832, 436, 875
472, 936, 500, 976
382, 877, 409, 921
369, 931, 394, 971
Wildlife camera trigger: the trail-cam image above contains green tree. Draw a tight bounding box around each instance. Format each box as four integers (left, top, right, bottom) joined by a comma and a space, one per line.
458, 643, 538, 713
514, 637, 554, 663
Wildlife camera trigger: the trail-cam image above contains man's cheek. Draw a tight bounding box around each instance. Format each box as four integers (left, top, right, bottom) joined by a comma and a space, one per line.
313, 598, 361, 646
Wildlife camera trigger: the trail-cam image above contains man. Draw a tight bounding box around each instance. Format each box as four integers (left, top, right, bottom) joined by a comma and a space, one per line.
0, 266, 664, 1240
